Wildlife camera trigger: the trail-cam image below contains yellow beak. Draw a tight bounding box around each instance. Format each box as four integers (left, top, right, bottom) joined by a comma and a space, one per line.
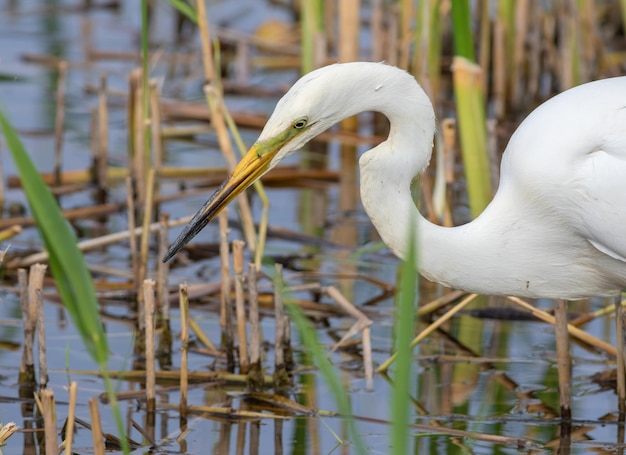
162, 142, 277, 262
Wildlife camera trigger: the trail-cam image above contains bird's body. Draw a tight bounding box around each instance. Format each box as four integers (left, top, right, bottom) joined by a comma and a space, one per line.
164, 62, 626, 301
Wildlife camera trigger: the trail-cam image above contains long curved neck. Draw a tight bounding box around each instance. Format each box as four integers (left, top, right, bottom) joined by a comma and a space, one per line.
357, 71, 489, 291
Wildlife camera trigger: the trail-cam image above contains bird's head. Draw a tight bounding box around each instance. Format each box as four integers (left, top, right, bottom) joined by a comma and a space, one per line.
162, 62, 397, 262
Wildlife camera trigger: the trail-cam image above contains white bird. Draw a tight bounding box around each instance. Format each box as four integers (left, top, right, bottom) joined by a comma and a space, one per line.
163, 62, 626, 302
163, 61, 626, 418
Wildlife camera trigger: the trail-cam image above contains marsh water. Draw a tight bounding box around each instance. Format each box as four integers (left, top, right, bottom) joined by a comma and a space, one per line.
0, 2, 624, 454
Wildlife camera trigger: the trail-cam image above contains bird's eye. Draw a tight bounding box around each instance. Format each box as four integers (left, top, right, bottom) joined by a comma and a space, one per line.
293, 118, 308, 129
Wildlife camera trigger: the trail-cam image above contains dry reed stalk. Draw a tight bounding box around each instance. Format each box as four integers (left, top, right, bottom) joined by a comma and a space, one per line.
398, 0, 413, 69
53, 60, 68, 186
370, 0, 384, 61
616, 296, 626, 416
0, 422, 19, 446
126, 176, 139, 289
131, 68, 146, 206
378, 293, 479, 372
506, 296, 617, 357
0, 202, 126, 231
36, 289, 48, 387
88, 397, 106, 455
249, 421, 260, 455
64, 381, 78, 455
492, 15, 506, 119
273, 263, 289, 388
232, 240, 249, 373
325, 286, 373, 386
96, 73, 109, 204
11, 210, 196, 268
570, 298, 626, 327
157, 213, 170, 315
511, 1, 529, 110
0, 140, 5, 209
138, 168, 156, 303
247, 263, 264, 388
144, 279, 157, 413
37, 388, 57, 454
195, 0, 257, 253
179, 283, 189, 425
18, 268, 34, 377
477, 0, 490, 95
386, 6, 399, 66
554, 299, 571, 418
188, 318, 219, 354
219, 210, 235, 370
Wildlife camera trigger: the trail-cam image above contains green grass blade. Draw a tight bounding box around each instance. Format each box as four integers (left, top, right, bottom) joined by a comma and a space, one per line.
391, 224, 418, 455
167, 0, 197, 24
0, 110, 108, 365
277, 278, 366, 454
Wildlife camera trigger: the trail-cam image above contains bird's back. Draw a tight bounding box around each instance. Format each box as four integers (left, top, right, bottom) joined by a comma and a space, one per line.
496, 77, 626, 292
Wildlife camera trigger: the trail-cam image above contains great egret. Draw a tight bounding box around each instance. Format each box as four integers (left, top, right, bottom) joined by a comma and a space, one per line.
163, 61, 626, 299
163, 62, 626, 417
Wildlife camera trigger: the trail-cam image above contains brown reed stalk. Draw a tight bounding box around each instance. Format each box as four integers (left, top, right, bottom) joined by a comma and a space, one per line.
95, 73, 109, 204
554, 299, 571, 418
38, 388, 57, 454
615, 297, 626, 415
507, 296, 616, 357
126, 176, 139, 290
144, 279, 156, 413
398, 0, 413, 69
88, 397, 105, 455
378, 294, 479, 372
53, 60, 68, 187
232, 240, 249, 373
179, 283, 189, 427
18, 268, 34, 379
63, 381, 78, 455
0, 140, 5, 209
131, 68, 146, 206
247, 263, 264, 388
370, 0, 384, 61
138, 168, 156, 303
219, 210, 235, 370
194, 0, 257, 252
273, 263, 289, 388
36, 288, 48, 387
157, 213, 173, 366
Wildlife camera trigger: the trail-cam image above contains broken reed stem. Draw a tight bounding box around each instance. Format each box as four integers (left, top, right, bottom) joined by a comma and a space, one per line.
325, 285, 374, 385
232, 240, 249, 373
88, 397, 106, 455
18, 268, 34, 376
94, 73, 109, 206
378, 293, 479, 372
247, 263, 264, 388
131, 68, 146, 206
125, 176, 139, 290
219, 211, 235, 371
53, 60, 68, 187
615, 295, 626, 415
39, 388, 57, 455
149, 80, 163, 199
554, 299, 571, 418
273, 263, 289, 388
179, 283, 189, 425
36, 289, 48, 387
144, 279, 156, 413
138, 168, 156, 303
506, 296, 617, 357
157, 213, 173, 365
64, 381, 78, 455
